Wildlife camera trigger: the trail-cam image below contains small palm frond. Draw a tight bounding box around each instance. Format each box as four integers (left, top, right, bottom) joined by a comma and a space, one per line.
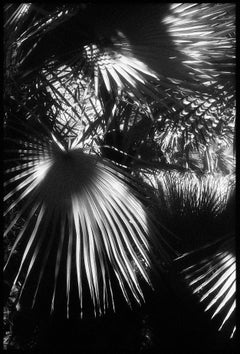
4, 119, 169, 317
140, 170, 235, 251
177, 237, 236, 338
156, 172, 231, 216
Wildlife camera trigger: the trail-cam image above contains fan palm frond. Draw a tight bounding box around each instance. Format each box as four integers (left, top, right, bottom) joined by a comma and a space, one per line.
157, 172, 231, 215
177, 237, 236, 338
4, 118, 170, 317
164, 3, 236, 84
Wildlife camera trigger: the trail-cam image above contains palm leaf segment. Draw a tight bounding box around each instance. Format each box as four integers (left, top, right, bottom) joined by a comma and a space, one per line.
4, 120, 168, 317
178, 237, 236, 338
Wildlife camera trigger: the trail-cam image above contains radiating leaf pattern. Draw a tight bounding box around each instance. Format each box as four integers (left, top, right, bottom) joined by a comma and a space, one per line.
81, 38, 160, 101
178, 237, 236, 338
4, 120, 168, 317
164, 3, 236, 83
141, 170, 234, 213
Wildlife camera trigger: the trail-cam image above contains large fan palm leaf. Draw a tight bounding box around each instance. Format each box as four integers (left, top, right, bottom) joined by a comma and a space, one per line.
4, 119, 169, 317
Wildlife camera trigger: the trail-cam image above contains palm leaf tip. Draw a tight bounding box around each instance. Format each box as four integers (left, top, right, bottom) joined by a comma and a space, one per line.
4, 127, 166, 316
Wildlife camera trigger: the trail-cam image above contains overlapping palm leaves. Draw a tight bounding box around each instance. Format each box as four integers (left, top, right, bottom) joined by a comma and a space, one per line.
4, 1, 236, 343
150, 2, 236, 170
4, 118, 171, 317
4, 4, 160, 102
149, 85, 235, 172
146, 171, 236, 338
4, 3, 236, 152
6, 3, 235, 109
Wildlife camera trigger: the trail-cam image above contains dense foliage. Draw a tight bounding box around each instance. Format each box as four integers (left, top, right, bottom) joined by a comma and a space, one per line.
4, 3, 236, 353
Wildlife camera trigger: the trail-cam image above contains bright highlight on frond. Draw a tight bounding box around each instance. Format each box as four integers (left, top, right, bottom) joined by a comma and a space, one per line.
179, 237, 236, 338
4, 124, 165, 317
164, 3, 235, 82
4, 3, 31, 28
82, 36, 159, 101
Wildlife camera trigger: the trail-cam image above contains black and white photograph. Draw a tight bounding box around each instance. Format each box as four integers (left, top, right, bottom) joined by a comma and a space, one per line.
3, 3, 236, 353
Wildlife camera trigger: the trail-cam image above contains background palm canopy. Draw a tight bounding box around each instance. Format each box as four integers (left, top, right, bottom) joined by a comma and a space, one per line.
4, 2, 236, 351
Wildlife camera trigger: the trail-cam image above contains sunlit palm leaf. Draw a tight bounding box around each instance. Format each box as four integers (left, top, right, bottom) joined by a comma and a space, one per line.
4, 119, 169, 317
177, 237, 236, 338
164, 3, 236, 84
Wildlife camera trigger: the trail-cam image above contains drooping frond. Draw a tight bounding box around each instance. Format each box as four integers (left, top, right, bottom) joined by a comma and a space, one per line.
177, 237, 236, 338
4, 119, 170, 317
